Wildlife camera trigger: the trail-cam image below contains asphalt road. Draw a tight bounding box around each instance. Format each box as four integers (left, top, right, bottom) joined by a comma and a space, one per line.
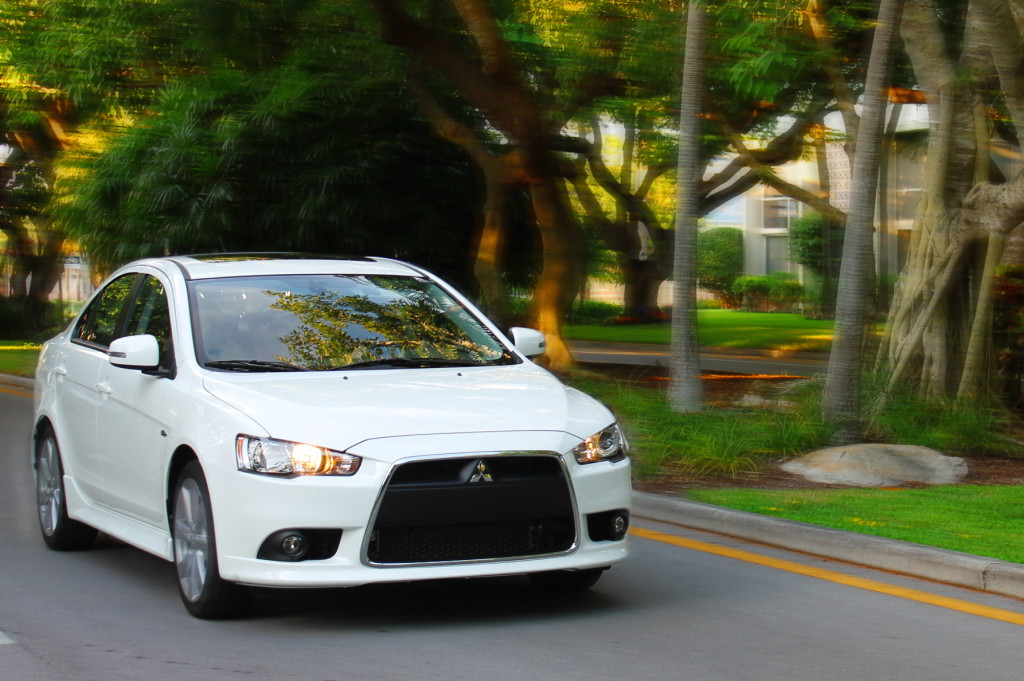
3, 382, 1023, 681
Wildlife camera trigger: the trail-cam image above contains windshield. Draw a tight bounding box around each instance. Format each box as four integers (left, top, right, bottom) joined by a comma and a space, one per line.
189, 274, 516, 371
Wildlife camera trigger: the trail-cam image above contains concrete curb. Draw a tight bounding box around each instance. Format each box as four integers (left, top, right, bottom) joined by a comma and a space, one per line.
633, 492, 1024, 601
0, 374, 33, 391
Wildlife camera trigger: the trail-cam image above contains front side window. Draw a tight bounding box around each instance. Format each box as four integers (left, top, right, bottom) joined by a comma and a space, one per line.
124, 275, 174, 369
73, 274, 138, 348
189, 274, 515, 371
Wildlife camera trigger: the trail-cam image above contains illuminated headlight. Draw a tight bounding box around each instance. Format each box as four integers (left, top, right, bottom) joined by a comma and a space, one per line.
236, 436, 361, 476
572, 424, 628, 464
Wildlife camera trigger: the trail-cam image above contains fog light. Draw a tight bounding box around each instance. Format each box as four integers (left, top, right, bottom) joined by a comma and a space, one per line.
610, 513, 628, 540
587, 509, 630, 542
281, 533, 308, 559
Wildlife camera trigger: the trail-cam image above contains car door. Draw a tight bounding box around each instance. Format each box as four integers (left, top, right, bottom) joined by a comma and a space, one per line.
94, 274, 177, 526
54, 273, 140, 505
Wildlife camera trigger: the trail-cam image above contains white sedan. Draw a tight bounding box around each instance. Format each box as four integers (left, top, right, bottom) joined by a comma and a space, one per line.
33, 255, 631, 618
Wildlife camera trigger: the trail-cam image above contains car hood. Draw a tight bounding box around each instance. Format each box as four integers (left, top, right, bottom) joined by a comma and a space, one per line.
202, 364, 610, 454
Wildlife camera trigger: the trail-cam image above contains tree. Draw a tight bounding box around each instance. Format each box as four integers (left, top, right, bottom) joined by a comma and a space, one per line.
670, 0, 707, 413
878, 0, 1024, 402
822, 0, 905, 442
372, 0, 611, 369
57, 66, 480, 283
0, 0, 185, 304
13, 2, 485, 292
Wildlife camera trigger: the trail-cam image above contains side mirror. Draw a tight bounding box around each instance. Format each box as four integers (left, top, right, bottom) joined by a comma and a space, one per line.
108, 334, 161, 372
509, 327, 547, 358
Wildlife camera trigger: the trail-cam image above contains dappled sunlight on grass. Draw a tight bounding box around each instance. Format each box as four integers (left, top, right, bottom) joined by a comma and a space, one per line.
0, 343, 41, 351
0, 341, 43, 377
565, 310, 837, 352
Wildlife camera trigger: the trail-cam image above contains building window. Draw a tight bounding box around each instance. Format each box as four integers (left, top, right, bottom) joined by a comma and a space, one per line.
765, 235, 791, 273
763, 197, 797, 230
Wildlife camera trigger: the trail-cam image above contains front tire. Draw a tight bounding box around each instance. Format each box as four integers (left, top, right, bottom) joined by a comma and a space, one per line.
35, 428, 97, 551
172, 461, 242, 619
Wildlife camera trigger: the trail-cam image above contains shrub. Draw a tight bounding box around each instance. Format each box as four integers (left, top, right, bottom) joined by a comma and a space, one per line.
567, 300, 623, 325
732, 275, 772, 310
697, 227, 743, 307
0, 297, 67, 340
768, 272, 803, 310
732, 273, 803, 311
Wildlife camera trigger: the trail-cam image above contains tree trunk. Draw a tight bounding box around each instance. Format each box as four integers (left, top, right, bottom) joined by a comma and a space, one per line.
880, 0, 1024, 405
821, 0, 904, 443
373, 0, 586, 371
669, 0, 706, 413
529, 177, 581, 369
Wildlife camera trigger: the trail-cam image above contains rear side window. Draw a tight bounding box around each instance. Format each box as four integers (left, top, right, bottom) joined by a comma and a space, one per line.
73, 274, 138, 348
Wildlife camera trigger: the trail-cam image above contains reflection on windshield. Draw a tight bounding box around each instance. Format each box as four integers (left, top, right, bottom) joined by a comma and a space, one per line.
191, 274, 514, 371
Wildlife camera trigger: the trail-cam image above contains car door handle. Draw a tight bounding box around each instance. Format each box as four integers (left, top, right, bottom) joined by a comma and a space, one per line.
96, 382, 113, 395
55, 367, 68, 377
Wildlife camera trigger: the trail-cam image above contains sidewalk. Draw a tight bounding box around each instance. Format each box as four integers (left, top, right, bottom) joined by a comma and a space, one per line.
633, 492, 1024, 601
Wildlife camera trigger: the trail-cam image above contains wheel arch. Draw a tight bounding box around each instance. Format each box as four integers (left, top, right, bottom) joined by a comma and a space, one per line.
166, 445, 200, 525
32, 417, 55, 467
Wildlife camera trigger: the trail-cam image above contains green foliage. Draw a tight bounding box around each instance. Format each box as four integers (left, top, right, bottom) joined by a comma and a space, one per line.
769, 272, 804, 308
573, 367, 1020, 482
711, 0, 869, 122
0, 159, 48, 223
567, 300, 623, 325
0, 298, 66, 340
788, 211, 843, 313
789, 212, 825, 275
867, 387, 1020, 458
53, 5, 481, 285
993, 266, 1024, 408
566, 309, 836, 352
569, 375, 829, 479
697, 227, 744, 307
733, 272, 802, 311
732, 273, 803, 312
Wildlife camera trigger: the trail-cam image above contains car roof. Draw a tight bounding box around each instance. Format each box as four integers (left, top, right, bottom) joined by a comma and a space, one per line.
143, 254, 426, 281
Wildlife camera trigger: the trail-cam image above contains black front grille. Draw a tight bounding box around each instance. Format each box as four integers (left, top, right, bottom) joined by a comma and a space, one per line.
367, 455, 576, 565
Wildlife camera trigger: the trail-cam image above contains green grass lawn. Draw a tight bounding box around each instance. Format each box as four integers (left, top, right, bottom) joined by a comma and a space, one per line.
0, 341, 41, 378
566, 309, 836, 352
687, 486, 1024, 563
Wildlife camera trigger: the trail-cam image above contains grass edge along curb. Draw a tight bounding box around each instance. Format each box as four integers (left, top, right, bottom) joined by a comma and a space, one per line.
632, 493, 1024, 601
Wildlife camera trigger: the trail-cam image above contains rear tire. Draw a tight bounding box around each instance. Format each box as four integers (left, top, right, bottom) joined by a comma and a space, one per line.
35, 428, 97, 551
172, 461, 242, 619
528, 567, 605, 592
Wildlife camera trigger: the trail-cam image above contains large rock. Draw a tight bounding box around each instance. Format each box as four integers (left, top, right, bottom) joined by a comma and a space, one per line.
781, 444, 967, 487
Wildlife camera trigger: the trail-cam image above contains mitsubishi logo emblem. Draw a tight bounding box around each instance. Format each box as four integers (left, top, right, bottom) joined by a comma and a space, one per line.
469, 460, 494, 483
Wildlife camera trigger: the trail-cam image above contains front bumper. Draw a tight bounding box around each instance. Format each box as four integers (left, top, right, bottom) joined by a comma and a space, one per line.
206, 430, 632, 587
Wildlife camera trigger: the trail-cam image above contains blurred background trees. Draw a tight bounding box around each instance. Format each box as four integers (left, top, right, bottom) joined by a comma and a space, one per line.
2, 0, 1024, 430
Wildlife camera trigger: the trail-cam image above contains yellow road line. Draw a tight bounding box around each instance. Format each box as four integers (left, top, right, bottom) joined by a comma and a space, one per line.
0, 385, 31, 399
632, 525, 1024, 627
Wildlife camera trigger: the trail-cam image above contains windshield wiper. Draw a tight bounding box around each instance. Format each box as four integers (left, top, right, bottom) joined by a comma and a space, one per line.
205, 359, 310, 372
330, 357, 491, 371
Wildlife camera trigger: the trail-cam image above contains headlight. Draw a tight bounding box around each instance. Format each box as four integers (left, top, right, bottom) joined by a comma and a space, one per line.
572, 424, 628, 464
236, 436, 361, 476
